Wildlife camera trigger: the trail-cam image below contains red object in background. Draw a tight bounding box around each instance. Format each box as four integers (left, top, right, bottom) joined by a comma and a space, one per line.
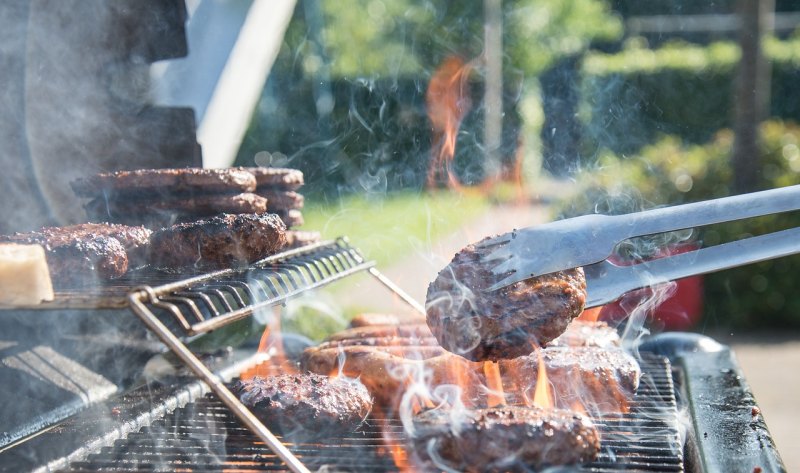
593, 244, 704, 331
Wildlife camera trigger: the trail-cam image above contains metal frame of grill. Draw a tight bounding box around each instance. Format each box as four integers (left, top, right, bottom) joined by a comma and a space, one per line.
125, 238, 424, 473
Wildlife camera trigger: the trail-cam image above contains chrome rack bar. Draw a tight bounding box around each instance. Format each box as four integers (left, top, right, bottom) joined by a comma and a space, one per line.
367, 267, 426, 316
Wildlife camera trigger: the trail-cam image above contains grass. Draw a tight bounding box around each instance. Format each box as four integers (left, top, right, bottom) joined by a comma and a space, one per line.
298, 190, 490, 268
278, 189, 490, 341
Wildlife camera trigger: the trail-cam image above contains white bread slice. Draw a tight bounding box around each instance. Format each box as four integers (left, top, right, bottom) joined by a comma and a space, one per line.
0, 243, 55, 305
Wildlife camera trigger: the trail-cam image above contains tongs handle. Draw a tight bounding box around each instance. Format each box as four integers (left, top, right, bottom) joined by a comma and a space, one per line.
627, 184, 800, 237
585, 226, 800, 308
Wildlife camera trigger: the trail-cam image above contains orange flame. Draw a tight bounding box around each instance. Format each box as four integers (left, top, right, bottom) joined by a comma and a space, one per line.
426, 56, 473, 190
370, 403, 412, 471
571, 400, 588, 415
532, 350, 554, 409
447, 354, 479, 408
578, 307, 603, 323
389, 443, 410, 471
240, 308, 296, 379
483, 361, 505, 407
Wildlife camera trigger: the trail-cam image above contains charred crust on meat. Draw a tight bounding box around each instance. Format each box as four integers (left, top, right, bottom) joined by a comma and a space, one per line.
240, 167, 304, 190
0, 223, 151, 285
253, 190, 305, 210
275, 209, 305, 228
231, 373, 372, 439
70, 167, 257, 198
426, 237, 587, 361
83, 192, 269, 227
411, 406, 600, 471
147, 213, 286, 270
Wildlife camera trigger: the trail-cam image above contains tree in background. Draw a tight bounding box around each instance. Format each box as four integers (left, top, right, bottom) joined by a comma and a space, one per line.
238, 0, 622, 195
732, 0, 774, 193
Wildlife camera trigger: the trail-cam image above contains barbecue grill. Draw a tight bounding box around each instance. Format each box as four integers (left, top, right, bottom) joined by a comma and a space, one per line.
0, 2, 793, 472
0, 238, 787, 472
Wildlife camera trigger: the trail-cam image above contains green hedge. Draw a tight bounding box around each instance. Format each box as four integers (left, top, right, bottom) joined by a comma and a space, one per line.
557, 120, 800, 330
581, 37, 800, 156
237, 77, 523, 198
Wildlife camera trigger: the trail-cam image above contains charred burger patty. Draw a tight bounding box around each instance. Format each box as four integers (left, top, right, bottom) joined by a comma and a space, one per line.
232, 373, 372, 438
426, 238, 587, 361
412, 406, 600, 472
147, 213, 286, 270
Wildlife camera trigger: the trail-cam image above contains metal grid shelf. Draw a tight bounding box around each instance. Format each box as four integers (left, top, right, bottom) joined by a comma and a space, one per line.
128, 238, 378, 336
125, 237, 424, 473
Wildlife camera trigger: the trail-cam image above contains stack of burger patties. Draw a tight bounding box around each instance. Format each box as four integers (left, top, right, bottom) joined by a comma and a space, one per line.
242, 167, 320, 249
73, 167, 286, 226
69, 167, 320, 271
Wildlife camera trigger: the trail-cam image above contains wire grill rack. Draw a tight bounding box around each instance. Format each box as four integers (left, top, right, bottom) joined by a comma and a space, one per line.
128, 238, 392, 336
125, 238, 423, 473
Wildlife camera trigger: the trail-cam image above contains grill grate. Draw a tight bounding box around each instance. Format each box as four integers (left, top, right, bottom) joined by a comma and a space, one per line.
129, 238, 376, 336
64, 355, 683, 472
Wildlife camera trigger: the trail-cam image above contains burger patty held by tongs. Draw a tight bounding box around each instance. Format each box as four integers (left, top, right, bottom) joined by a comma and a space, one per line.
426, 237, 587, 362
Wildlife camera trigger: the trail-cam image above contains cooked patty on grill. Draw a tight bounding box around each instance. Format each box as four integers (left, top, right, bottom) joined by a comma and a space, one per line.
283, 230, 321, 249
148, 213, 286, 270
546, 320, 621, 348
253, 190, 304, 210
44, 237, 128, 284
0, 223, 152, 284
84, 192, 268, 225
242, 167, 304, 190
71, 167, 257, 198
303, 323, 639, 413
232, 373, 372, 438
507, 346, 641, 413
426, 237, 587, 361
274, 209, 304, 228
411, 406, 600, 472
349, 312, 427, 328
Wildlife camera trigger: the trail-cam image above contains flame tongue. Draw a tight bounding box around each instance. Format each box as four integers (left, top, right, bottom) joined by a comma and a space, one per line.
241, 308, 296, 380
426, 56, 473, 190
483, 361, 505, 407
531, 349, 554, 409
578, 307, 603, 323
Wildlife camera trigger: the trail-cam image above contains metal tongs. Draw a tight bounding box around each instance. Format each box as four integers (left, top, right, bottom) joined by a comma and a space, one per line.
480, 185, 800, 307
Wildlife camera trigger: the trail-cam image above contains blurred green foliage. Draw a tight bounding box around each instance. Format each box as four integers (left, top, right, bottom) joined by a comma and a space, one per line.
580, 36, 800, 156
237, 0, 622, 197
557, 120, 800, 330
319, 0, 622, 77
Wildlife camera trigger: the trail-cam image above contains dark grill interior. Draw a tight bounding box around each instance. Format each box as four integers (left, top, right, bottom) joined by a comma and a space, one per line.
63, 355, 683, 472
